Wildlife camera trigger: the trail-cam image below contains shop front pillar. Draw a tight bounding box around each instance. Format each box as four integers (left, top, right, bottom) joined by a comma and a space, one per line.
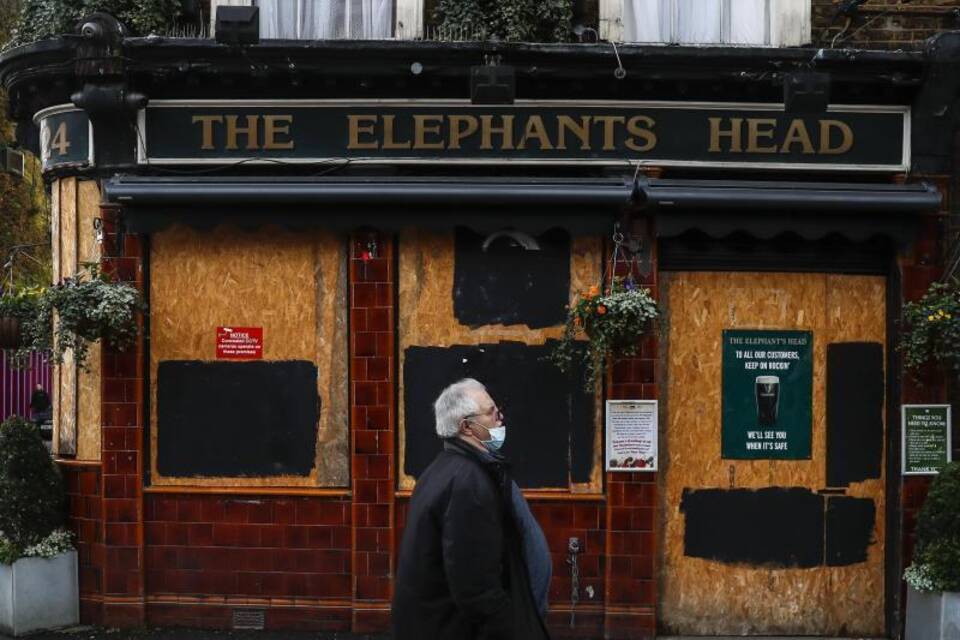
349, 232, 396, 633
98, 203, 147, 627
604, 217, 658, 640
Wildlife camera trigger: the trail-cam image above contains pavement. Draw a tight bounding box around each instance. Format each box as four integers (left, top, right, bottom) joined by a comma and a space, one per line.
0, 627, 389, 640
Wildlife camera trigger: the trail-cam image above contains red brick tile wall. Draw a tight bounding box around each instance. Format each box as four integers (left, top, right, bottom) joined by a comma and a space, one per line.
349, 233, 396, 632
812, 0, 957, 50
60, 461, 105, 625
142, 492, 353, 631
604, 217, 658, 640
99, 204, 146, 627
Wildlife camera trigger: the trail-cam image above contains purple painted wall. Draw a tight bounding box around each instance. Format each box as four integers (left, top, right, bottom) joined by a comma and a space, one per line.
1, 350, 52, 420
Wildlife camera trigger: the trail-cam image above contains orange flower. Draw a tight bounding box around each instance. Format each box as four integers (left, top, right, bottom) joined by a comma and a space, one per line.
587, 285, 600, 298
597, 305, 607, 315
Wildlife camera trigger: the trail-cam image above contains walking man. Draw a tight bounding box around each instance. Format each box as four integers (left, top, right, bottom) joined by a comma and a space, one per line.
392, 378, 551, 640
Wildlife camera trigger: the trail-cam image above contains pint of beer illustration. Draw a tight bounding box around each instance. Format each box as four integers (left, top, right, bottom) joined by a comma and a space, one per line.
755, 375, 780, 426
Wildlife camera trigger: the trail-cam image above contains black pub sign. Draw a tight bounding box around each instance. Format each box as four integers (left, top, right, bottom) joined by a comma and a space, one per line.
38, 100, 909, 171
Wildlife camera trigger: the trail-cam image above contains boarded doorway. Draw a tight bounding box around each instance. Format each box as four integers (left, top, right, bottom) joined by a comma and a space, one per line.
659, 271, 886, 635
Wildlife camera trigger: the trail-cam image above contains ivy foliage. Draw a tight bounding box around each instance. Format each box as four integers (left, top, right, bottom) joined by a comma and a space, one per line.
9, 0, 186, 46
433, 0, 573, 42
910, 462, 960, 592
0, 416, 65, 558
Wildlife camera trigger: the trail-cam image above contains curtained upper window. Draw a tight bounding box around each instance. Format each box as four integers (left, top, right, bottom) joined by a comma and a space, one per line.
623, 0, 770, 45
256, 0, 393, 39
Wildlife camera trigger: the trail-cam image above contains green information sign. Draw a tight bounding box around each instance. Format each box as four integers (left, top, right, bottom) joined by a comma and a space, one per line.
722, 330, 813, 459
902, 405, 952, 475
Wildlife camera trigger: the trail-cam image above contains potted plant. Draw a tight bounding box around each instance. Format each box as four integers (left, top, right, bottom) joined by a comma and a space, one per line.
550, 278, 659, 389
0, 416, 77, 636
899, 281, 960, 375
904, 461, 960, 640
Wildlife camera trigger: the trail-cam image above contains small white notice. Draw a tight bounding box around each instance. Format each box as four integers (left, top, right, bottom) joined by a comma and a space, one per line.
606, 400, 658, 472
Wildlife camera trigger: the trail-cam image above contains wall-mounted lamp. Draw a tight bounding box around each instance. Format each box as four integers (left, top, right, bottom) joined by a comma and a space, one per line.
0, 147, 24, 177
216, 6, 260, 45
471, 56, 515, 105
93, 217, 104, 244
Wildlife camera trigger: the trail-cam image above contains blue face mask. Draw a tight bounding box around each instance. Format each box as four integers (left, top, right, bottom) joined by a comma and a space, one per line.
482, 425, 506, 452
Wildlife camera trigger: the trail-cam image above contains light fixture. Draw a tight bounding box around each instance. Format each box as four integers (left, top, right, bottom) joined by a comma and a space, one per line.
471, 56, 515, 105
216, 6, 260, 45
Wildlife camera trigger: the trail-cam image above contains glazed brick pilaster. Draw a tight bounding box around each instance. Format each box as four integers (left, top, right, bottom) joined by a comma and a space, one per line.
349, 233, 396, 633
59, 461, 105, 624
99, 204, 146, 627
605, 217, 658, 640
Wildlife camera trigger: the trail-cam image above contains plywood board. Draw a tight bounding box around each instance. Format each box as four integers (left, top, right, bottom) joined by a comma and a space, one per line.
56, 178, 77, 457
659, 271, 885, 635
149, 225, 348, 487
76, 180, 101, 461
50, 180, 60, 456
397, 228, 603, 492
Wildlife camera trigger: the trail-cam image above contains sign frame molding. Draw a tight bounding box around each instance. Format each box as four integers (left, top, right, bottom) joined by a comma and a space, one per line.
130, 98, 911, 172
901, 403, 953, 476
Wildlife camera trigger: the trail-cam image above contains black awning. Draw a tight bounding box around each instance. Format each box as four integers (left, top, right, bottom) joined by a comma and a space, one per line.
639, 178, 941, 242
106, 175, 942, 240
638, 178, 941, 214
106, 176, 634, 234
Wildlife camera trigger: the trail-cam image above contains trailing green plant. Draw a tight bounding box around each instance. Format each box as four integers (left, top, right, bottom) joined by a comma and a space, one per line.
550, 278, 658, 389
899, 280, 960, 374
905, 461, 960, 592
0, 264, 142, 368
9, 0, 187, 47
0, 416, 67, 563
432, 0, 573, 42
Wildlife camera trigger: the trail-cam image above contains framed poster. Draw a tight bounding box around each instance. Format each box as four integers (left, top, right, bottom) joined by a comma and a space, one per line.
606, 400, 658, 471
902, 404, 952, 475
722, 330, 813, 459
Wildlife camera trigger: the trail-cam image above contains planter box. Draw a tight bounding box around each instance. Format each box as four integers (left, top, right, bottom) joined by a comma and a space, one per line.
0, 550, 78, 636
906, 584, 960, 640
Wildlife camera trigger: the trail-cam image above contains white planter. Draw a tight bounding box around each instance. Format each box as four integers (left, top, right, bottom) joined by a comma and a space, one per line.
0, 550, 79, 636
906, 584, 960, 640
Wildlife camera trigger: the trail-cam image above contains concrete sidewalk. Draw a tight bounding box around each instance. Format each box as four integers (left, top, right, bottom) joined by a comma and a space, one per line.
0, 627, 389, 640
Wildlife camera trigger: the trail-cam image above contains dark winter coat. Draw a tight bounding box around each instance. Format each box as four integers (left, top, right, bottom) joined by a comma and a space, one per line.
392, 438, 551, 640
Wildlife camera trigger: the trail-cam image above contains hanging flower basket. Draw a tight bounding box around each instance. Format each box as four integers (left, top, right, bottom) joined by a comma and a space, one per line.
550, 278, 659, 389
1, 266, 143, 370
899, 280, 960, 376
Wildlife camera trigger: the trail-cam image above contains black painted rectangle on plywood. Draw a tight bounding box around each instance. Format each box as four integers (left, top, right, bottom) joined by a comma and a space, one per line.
453, 227, 571, 329
402, 341, 594, 488
825, 496, 876, 566
680, 487, 824, 568
157, 360, 319, 477
826, 342, 884, 487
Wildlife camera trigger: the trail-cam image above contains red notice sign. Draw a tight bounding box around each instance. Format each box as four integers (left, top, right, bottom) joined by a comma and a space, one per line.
216, 326, 263, 360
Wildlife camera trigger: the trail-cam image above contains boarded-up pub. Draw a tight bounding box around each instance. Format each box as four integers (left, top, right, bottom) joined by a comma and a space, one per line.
1, 2, 958, 637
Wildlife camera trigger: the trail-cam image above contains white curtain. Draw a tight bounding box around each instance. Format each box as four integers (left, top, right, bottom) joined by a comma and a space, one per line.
676, 0, 721, 43
728, 0, 768, 44
258, 0, 392, 39
623, 0, 669, 43
622, 0, 768, 45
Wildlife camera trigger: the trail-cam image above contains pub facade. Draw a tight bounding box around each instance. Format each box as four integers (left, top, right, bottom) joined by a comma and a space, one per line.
1, 3, 957, 638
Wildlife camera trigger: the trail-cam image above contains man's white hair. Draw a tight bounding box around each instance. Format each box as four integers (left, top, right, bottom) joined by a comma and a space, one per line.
433, 378, 486, 438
